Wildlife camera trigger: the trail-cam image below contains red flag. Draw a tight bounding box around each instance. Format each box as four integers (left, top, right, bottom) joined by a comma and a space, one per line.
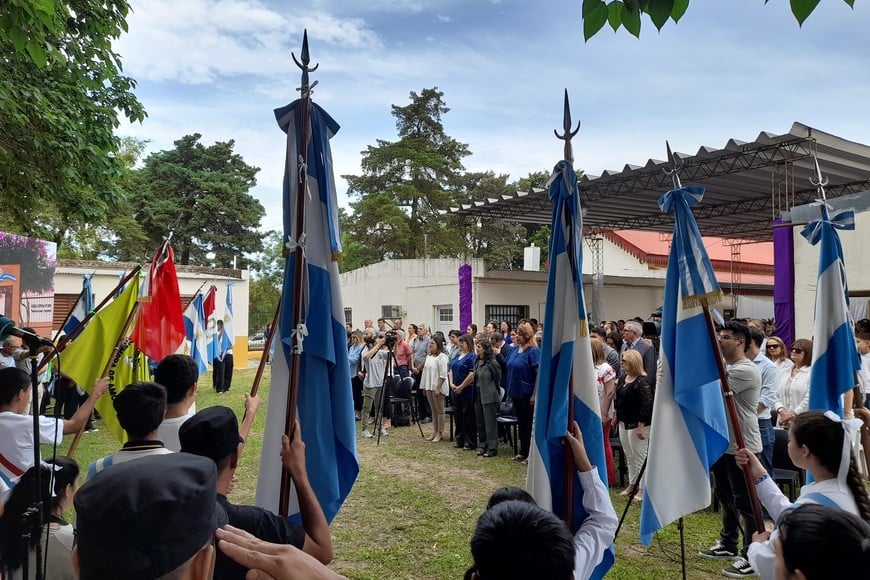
131, 241, 185, 361
202, 285, 216, 321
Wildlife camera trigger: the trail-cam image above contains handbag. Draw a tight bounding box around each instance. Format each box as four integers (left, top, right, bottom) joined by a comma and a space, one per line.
497, 397, 515, 417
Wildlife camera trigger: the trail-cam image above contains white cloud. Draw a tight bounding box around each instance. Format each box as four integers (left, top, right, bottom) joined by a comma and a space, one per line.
119, 0, 381, 84
435, 14, 452, 23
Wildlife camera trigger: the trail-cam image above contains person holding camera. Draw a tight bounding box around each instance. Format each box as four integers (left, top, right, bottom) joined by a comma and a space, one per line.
361, 330, 390, 438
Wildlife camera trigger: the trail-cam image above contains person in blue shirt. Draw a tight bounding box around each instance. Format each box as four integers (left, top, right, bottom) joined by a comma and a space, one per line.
449, 334, 477, 450
505, 322, 540, 464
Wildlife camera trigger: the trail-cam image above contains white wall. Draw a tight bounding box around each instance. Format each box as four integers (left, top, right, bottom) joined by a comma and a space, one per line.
340, 258, 487, 330
55, 261, 250, 351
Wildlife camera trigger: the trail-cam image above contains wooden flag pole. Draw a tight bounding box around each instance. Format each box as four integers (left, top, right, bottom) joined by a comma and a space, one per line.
554, 89, 581, 531
39, 267, 142, 375
700, 304, 765, 533
279, 30, 317, 517
66, 302, 141, 458
235, 301, 282, 462
564, 373, 576, 528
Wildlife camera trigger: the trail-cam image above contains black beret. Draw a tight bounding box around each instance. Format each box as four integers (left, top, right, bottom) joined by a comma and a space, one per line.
75, 453, 227, 579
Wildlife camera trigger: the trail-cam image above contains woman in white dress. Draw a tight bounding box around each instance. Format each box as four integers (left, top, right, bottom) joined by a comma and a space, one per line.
420, 334, 449, 442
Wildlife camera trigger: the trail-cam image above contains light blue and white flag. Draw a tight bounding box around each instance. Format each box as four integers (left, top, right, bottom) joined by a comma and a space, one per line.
255, 97, 358, 523
62, 274, 94, 339
183, 293, 209, 376
526, 160, 614, 578
221, 282, 235, 353
802, 207, 860, 416
639, 186, 730, 544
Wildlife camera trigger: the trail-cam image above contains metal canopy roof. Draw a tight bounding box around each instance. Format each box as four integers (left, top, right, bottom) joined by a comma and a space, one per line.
448, 122, 870, 241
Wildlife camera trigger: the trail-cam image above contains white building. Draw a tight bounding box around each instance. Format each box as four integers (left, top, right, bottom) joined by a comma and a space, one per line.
53, 260, 252, 361
340, 230, 773, 334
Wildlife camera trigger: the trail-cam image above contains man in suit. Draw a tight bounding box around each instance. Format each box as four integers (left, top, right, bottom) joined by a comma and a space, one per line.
620, 321, 656, 389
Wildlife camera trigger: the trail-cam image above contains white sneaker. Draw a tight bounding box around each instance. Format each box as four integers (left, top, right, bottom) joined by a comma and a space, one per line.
362, 429, 372, 438
380, 428, 390, 436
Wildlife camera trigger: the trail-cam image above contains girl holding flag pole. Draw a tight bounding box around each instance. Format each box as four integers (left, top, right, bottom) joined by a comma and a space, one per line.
735, 410, 870, 579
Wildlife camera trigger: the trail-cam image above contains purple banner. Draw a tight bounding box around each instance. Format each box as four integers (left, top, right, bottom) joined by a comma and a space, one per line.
459, 263, 472, 330
773, 218, 795, 349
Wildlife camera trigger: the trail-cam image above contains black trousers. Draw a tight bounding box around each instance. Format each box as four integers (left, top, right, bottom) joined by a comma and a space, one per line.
213, 355, 234, 392
711, 452, 760, 557
453, 395, 477, 448
514, 396, 533, 458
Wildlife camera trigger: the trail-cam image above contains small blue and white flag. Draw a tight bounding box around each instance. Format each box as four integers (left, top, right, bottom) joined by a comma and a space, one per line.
183, 293, 209, 377
255, 96, 358, 523
526, 160, 614, 578
62, 274, 94, 339
639, 186, 730, 544
221, 282, 236, 354
802, 207, 860, 416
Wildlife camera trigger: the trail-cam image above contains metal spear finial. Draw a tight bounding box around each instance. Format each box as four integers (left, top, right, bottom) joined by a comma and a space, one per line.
554, 89, 581, 163
664, 140, 683, 189
810, 153, 831, 207
292, 29, 319, 98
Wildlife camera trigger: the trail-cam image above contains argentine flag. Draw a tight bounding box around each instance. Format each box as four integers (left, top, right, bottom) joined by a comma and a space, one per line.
222, 282, 236, 353
183, 293, 209, 377
62, 274, 94, 339
526, 160, 614, 578
255, 96, 359, 523
639, 186, 729, 544
802, 207, 860, 416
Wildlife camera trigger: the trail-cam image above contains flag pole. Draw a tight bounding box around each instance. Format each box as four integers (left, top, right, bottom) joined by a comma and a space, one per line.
66, 301, 141, 458
52, 287, 86, 344
664, 143, 764, 532
39, 266, 142, 373
279, 29, 319, 517
700, 304, 765, 531
555, 90, 581, 528
251, 301, 281, 399
56, 266, 142, 351
181, 280, 210, 312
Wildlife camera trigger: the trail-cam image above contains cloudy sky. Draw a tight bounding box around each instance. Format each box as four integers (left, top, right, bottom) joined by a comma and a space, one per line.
114, 1, 870, 232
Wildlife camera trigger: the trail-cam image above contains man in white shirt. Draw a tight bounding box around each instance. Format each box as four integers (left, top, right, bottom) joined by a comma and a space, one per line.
467, 421, 617, 580
0, 336, 28, 371
0, 367, 107, 502
155, 354, 199, 451
86, 381, 173, 480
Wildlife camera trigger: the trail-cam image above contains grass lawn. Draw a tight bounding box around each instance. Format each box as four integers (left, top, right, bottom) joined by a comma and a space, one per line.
44, 365, 732, 579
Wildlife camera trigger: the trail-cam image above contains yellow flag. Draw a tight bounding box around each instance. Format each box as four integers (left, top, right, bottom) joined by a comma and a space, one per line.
98, 338, 151, 442
60, 274, 141, 442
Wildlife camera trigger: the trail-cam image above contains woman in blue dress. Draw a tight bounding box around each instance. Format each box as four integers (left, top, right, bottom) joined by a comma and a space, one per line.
449, 333, 477, 450
505, 321, 540, 464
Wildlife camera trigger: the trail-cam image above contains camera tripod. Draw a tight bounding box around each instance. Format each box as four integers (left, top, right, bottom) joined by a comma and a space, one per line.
368, 340, 423, 444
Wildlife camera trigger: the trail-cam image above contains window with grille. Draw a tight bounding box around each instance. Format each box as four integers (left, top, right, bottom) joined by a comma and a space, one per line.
484, 305, 529, 329
344, 307, 352, 326
437, 306, 453, 323
381, 305, 402, 319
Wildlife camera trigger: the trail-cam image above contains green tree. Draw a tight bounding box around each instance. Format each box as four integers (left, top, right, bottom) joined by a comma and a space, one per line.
246, 230, 283, 331
59, 136, 151, 260
343, 88, 470, 266
582, 0, 855, 40
451, 171, 528, 269
0, 0, 146, 247
131, 134, 265, 267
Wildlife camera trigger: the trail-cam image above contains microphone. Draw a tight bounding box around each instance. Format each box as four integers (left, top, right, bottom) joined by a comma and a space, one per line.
0, 317, 54, 348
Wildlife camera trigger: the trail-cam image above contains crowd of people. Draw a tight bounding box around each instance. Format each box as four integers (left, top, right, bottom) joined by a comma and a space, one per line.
2, 311, 870, 579
346, 317, 545, 462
